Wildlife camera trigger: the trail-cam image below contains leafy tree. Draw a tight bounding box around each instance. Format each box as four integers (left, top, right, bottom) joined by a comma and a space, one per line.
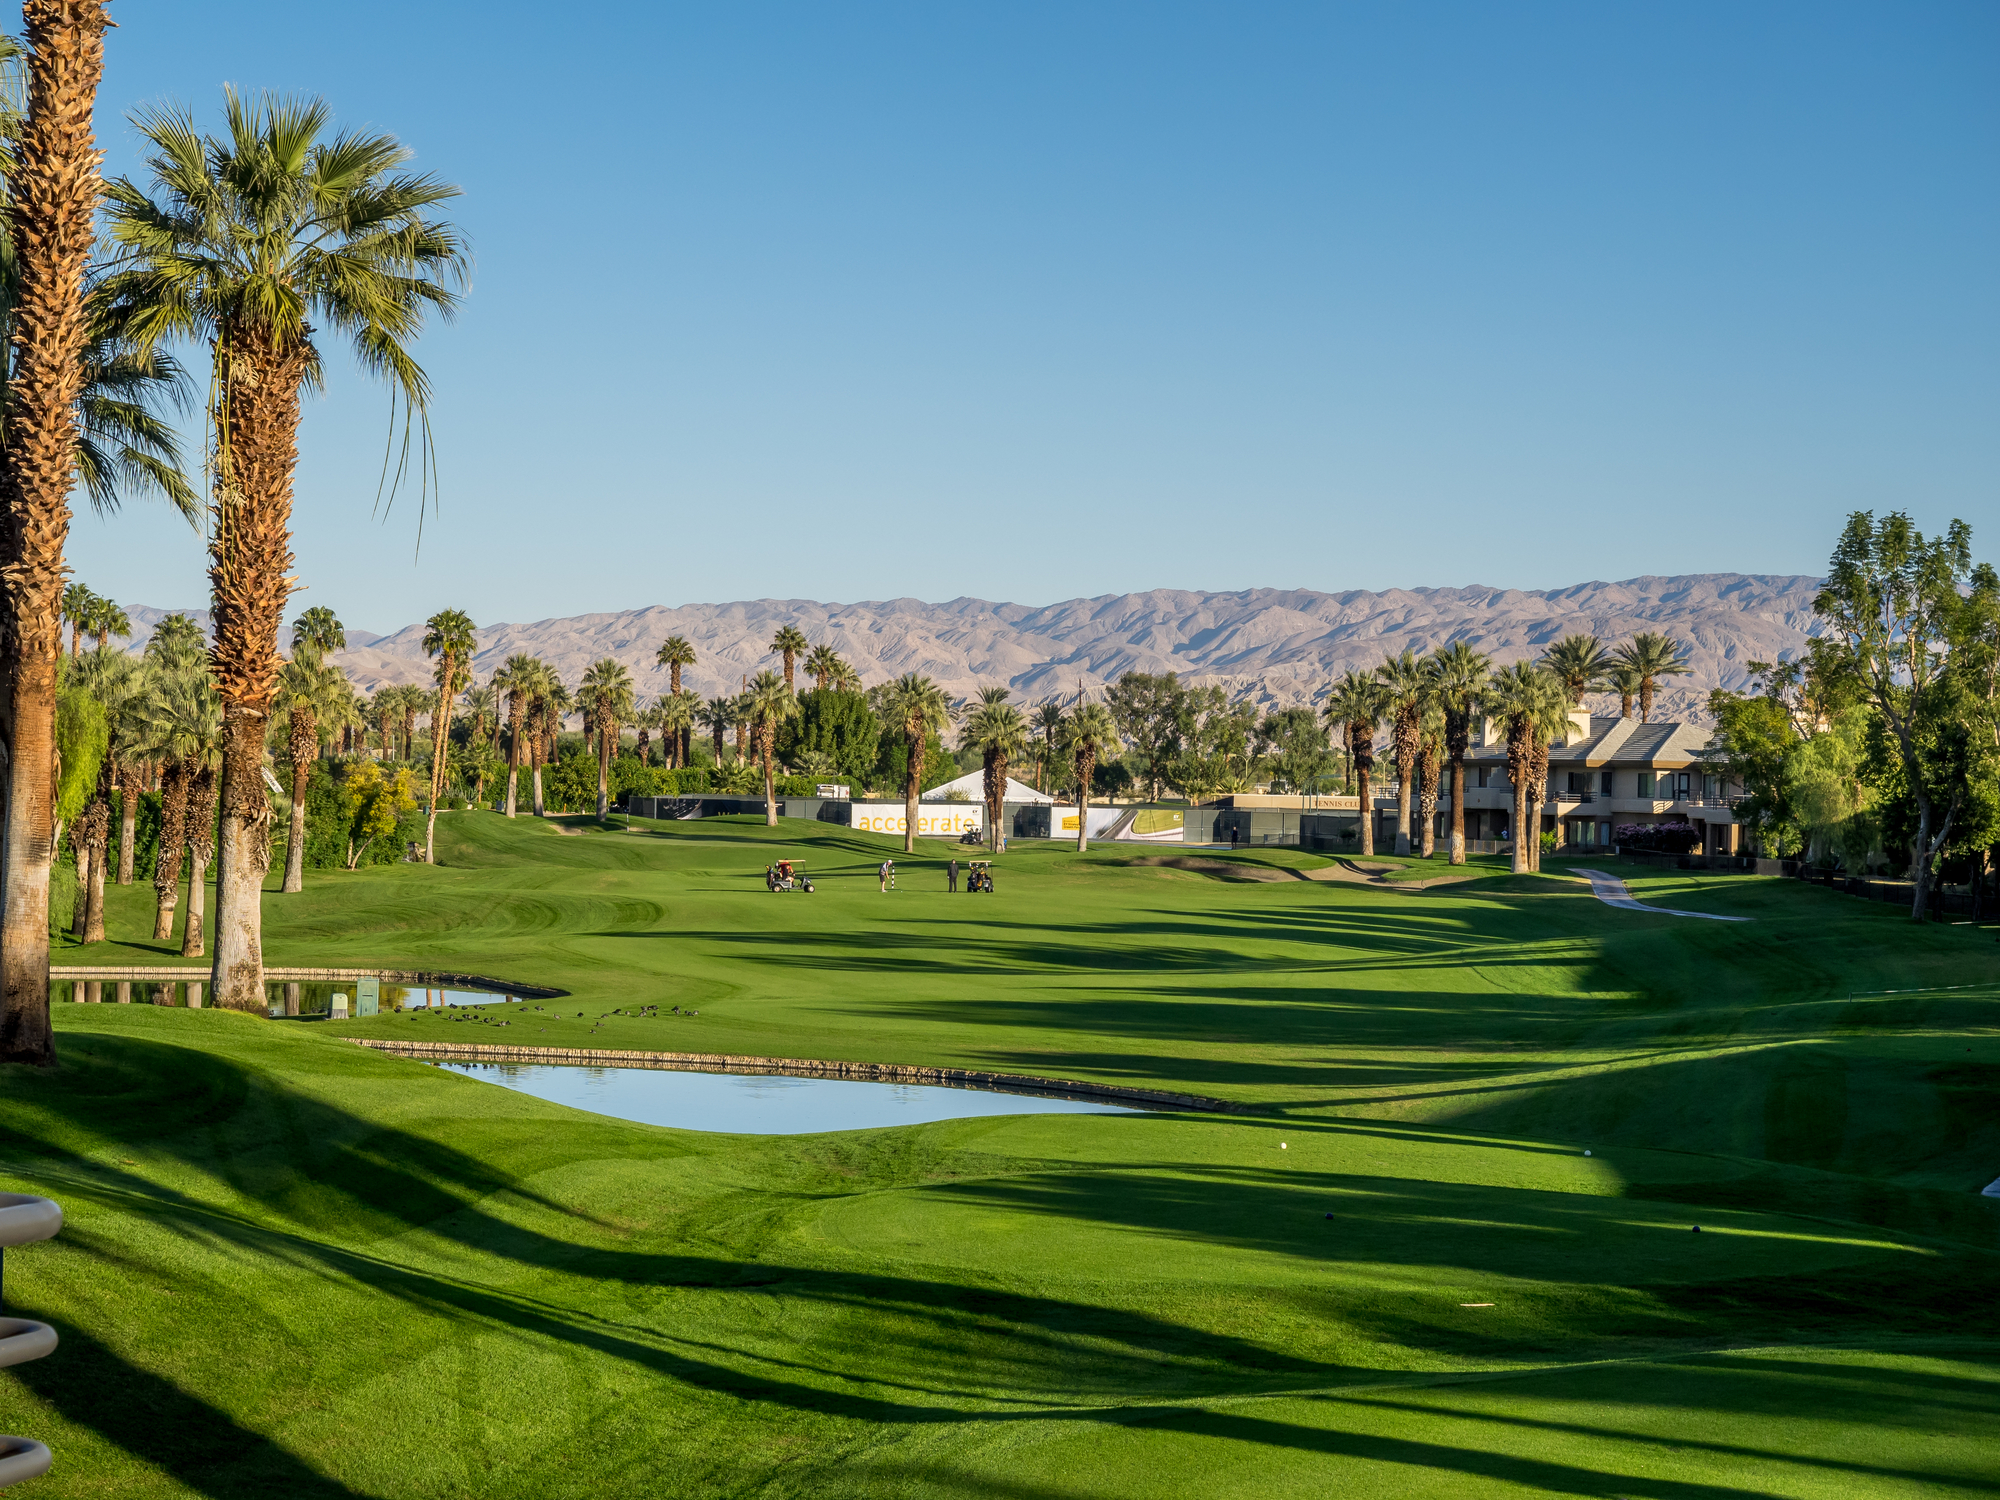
105, 89, 466, 1007
777, 688, 880, 787
338, 759, 418, 868
1031, 698, 1066, 792
1610, 631, 1692, 722
1170, 688, 1257, 803
1105, 672, 1189, 800
1813, 511, 2000, 919
1255, 708, 1332, 794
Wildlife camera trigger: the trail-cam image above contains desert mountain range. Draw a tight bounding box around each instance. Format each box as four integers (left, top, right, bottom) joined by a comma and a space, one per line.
125, 573, 1828, 725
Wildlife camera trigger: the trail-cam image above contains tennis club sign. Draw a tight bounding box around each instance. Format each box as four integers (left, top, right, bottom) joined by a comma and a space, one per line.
851, 803, 983, 838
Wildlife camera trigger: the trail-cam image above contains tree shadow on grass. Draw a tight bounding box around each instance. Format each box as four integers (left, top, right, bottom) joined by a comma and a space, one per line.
6, 1320, 383, 1499
6, 1036, 1998, 1497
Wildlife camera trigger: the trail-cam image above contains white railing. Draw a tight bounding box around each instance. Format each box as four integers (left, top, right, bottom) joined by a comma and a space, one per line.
0, 1194, 62, 1488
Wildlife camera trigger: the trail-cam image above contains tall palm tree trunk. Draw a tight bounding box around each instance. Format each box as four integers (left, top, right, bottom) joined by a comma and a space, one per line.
283, 707, 314, 893
903, 735, 923, 854
1393, 719, 1416, 856
209, 329, 309, 1011
986, 749, 1003, 853
1447, 756, 1467, 866
1508, 738, 1530, 875
425, 658, 457, 861
1418, 748, 1439, 858
595, 714, 611, 818
504, 700, 523, 817
183, 765, 215, 959
760, 727, 777, 826
117, 772, 136, 883
83, 804, 108, 942
0, 0, 111, 1064
71, 837, 90, 938
153, 760, 188, 940
1076, 749, 1095, 853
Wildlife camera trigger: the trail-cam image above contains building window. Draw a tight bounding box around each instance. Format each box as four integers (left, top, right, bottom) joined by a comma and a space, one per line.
1567, 771, 1584, 793
1600, 771, 1614, 795
1637, 770, 1654, 796
1676, 772, 1692, 799
1476, 767, 1490, 789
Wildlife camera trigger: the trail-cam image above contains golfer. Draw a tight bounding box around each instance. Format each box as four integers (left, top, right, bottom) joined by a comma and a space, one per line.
879, 859, 894, 893
948, 858, 958, 893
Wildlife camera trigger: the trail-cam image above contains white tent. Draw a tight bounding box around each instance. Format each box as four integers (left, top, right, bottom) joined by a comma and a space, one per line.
920, 770, 1055, 804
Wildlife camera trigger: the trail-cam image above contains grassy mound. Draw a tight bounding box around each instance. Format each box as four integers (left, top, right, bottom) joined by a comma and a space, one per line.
2, 811, 1996, 1496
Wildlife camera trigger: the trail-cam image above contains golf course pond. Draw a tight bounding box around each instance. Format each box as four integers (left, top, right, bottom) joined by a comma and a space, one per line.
433, 1058, 1142, 1134
52, 978, 522, 1016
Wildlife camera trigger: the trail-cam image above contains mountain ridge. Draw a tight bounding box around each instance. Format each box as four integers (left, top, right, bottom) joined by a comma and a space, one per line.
123, 572, 1829, 723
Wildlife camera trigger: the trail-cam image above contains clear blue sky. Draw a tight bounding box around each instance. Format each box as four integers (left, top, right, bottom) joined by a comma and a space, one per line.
69, 1, 2000, 635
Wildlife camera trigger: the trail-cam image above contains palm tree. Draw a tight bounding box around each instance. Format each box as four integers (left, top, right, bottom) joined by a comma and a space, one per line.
831, 659, 863, 693
579, 658, 634, 818
700, 695, 733, 766
0, 3, 112, 1055
146, 611, 204, 667
142, 663, 221, 956
1427, 641, 1491, 866
882, 673, 953, 854
1324, 671, 1386, 855
803, 643, 844, 692
70, 648, 144, 938
394, 683, 425, 762
1608, 663, 1642, 720
658, 688, 698, 772
964, 697, 1028, 853
1481, 663, 1567, 874
769, 625, 809, 693
293, 606, 344, 665
1539, 634, 1612, 707
276, 607, 346, 893
491, 654, 539, 818
733, 688, 752, 761
744, 670, 799, 826
1375, 649, 1429, 855
89, 596, 129, 651
421, 609, 476, 860
528, 664, 563, 817
1032, 698, 1065, 792
104, 91, 466, 1009
1415, 703, 1445, 857
61, 583, 96, 657
1063, 701, 1120, 853
1611, 632, 1693, 722
655, 634, 695, 764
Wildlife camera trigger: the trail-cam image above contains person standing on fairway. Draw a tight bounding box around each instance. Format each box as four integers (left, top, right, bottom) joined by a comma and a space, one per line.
879, 859, 893, 893
948, 858, 958, 893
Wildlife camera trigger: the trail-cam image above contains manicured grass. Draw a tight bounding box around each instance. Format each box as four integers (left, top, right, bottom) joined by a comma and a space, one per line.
2, 811, 1997, 1496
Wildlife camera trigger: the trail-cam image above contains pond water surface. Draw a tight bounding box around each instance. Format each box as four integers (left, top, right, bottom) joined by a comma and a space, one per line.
435, 1060, 1139, 1134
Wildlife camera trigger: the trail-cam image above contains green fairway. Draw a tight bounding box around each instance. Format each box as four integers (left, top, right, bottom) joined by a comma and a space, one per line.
3, 811, 1997, 1496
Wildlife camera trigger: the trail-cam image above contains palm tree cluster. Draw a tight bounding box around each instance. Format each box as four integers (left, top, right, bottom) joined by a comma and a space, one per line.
1538, 631, 1694, 721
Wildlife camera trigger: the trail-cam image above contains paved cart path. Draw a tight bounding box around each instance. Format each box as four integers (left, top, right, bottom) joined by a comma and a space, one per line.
1572, 867, 1753, 921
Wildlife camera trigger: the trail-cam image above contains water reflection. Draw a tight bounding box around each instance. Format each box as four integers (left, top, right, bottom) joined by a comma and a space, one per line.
436, 1060, 1139, 1135
51, 978, 512, 1017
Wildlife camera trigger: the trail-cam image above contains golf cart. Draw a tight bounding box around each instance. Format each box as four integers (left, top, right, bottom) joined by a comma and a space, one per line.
966, 860, 994, 894
766, 860, 814, 893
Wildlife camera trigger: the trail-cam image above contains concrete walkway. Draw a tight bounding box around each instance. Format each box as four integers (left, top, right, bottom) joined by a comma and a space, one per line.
1571, 867, 1753, 922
